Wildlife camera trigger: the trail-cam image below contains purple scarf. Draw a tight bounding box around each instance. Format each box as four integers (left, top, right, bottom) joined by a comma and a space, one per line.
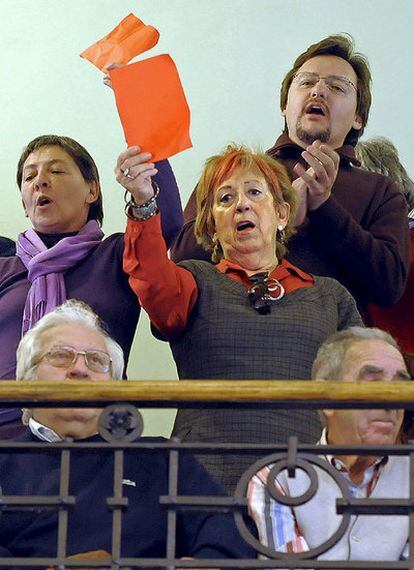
16, 220, 104, 335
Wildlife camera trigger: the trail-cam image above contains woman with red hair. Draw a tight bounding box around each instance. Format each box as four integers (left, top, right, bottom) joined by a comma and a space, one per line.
119, 143, 362, 492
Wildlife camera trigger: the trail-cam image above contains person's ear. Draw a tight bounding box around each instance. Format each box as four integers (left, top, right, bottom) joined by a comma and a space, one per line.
86, 181, 100, 204
207, 215, 216, 239
322, 408, 334, 419
277, 201, 290, 227
353, 114, 363, 131
22, 199, 29, 217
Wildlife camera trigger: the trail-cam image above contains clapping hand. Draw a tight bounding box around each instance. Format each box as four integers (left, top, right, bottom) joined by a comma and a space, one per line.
293, 140, 340, 213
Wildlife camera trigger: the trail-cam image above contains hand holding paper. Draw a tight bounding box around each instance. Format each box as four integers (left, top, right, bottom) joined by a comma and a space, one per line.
115, 146, 158, 205
103, 63, 122, 89
81, 15, 192, 162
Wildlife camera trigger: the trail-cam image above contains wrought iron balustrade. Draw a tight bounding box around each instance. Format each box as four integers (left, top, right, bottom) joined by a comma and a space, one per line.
0, 380, 412, 569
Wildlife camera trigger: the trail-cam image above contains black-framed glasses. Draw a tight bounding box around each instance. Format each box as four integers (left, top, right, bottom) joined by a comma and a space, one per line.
293, 72, 357, 95
35, 345, 112, 374
248, 272, 285, 315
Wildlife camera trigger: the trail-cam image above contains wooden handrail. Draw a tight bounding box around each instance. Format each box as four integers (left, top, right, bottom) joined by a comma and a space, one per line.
0, 380, 413, 408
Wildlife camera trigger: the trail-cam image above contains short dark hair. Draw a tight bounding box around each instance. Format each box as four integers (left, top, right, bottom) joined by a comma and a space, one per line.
280, 34, 372, 146
16, 135, 103, 226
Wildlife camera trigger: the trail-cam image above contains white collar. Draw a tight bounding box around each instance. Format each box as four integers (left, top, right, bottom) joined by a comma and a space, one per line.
29, 417, 63, 443
319, 428, 328, 446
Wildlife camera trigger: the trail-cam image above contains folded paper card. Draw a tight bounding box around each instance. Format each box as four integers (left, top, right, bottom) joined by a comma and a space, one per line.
80, 13, 159, 72
109, 54, 192, 162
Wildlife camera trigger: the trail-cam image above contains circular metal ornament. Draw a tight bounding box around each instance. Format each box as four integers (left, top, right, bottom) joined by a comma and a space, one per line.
233, 452, 351, 560
99, 404, 143, 442
265, 277, 285, 301
266, 457, 318, 506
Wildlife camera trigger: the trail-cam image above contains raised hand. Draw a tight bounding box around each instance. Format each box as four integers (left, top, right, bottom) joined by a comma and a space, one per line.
293, 140, 339, 211
115, 146, 158, 205
103, 62, 123, 89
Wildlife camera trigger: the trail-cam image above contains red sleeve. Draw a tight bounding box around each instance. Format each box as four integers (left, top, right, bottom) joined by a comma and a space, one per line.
123, 214, 198, 339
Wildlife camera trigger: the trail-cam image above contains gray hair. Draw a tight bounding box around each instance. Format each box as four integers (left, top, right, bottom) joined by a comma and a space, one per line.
355, 137, 414, 210
16, 300, 125, 425
312, 326, 398, 381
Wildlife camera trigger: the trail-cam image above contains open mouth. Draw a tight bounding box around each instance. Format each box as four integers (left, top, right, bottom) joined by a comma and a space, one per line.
37, 197, 52, 207
236, 221, 255, 232
305, 103, 326, 116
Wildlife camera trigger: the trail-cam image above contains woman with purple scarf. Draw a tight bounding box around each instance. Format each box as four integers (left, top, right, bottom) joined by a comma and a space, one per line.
0, 134, 183, 437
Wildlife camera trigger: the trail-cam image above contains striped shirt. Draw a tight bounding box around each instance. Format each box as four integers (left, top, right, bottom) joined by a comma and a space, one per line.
409, 208, 414, 229
247, 430, 390, 555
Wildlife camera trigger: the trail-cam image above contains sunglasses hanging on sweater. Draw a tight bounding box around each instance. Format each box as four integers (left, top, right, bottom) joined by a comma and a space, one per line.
248, 272, 285, 314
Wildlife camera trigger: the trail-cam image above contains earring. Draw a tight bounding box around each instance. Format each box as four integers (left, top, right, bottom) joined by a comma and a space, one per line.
212, 234, 222, 262
276, 224, 285, 243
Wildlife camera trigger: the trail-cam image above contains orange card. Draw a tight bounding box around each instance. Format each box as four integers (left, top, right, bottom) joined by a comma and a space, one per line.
80, 13, 159, 72
109, 55, 192, 162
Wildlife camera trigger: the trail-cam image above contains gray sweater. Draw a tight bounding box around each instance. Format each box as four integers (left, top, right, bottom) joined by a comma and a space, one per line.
170, 260, 362, 492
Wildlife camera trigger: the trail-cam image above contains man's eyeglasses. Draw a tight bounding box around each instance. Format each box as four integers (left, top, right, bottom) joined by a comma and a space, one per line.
293, 72, 357, 95
34, 345, 112, 374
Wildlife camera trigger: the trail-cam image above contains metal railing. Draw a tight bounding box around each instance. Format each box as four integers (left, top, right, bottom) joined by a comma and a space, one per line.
0, 380, 413, 569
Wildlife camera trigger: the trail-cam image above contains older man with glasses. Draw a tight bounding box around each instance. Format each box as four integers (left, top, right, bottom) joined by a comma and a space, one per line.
0, 299, 254, 565
171, 34, 410, 318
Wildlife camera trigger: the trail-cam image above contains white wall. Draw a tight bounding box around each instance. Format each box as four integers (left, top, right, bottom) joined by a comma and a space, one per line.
1, 0, 412, 435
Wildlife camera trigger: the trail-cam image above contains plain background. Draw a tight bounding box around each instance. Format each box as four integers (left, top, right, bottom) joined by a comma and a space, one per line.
1, 0, 412, 435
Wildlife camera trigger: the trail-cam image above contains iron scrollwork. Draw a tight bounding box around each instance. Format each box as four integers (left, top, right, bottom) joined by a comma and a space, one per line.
234, 450, 352, 560
99, 403, 144, 442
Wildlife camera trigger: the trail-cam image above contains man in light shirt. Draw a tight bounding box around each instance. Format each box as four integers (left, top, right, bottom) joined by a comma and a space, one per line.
248, 326, 411, 563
